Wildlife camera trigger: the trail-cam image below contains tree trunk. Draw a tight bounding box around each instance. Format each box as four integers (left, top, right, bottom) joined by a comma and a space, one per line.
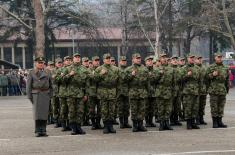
121, 0, 128, 56
168, 0, 173, 56
32, 0, 45, 57
154, 0, 160, 57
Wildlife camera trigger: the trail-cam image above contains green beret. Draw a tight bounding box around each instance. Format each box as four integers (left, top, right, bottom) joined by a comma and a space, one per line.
103, 53, 111, 59
214, 52, 223, 57
145, 56, 153, 61
48, 61, 54, 65
73, 52, 80, 57
82, 57, 89, 62
110, 57, 115, 61
55, 58, 63, 63
132, 53, 141, 58
92, 56, 100, 61
64, 56, 72, 60
119, 56, 127, 61
34, 56, 45, 62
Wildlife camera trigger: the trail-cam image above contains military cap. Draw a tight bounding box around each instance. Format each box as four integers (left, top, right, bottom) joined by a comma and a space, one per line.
119, 56, 127, 61
48, 61, 54, 65
64, 56, 72, 60
171, 55, 178, 59
132, 53, 141, 58
159, 53, 167, 58
145, 56, 154, 61
214, 52, 223, 57
179, 57, 185, 61
196, 54, 203, 59
187, 53, 195, 58
82, 57, 89, 62
111, 57, 115, 61
34, 56, 45, 62
103, 53, 111, 59
73, 52, 80, 57
92, 56, 100, 61
89, 60, 92, 64
55, 58, 63, 63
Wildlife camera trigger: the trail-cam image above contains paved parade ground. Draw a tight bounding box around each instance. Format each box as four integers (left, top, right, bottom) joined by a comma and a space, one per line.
0, 90, 235, 155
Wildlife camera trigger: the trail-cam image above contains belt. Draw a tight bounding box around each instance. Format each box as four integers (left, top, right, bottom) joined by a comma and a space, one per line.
32, 88, 49, 92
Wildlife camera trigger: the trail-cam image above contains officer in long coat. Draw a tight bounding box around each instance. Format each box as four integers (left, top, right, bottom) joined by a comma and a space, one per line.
27, 56, 53, 137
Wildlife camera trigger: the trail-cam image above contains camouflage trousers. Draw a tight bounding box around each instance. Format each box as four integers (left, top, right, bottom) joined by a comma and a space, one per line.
67, 97, 84, 124
183, 95, 199, 119
83, 99, 89, 122
89, 96, 101, 119
48, 99, 53, 116
51, 96, 60, 120
59, 97, 68, 122
130, 98, 146, 121
210, 95, 226, 117
198, 95, 207, 116
157, 98, 172, 121
117, 95, 130, 117
145, 97, 155, 117
171, 95, 181, 119
101, 99, 116, 122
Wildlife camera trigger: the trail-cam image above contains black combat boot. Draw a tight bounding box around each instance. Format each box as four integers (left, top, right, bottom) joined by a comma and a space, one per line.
145, 116, 151, 127
199, 115, 207, 125
38, 120, 48, 137
119, 117, 124, 129
70, 123, 78, 135
132, 120, 138, 132
174, 117, 182, 126
170, 115, 175, 126
159, 120, 165, 131
217, 117, 227, 128
96, 117, 103, 129
165, 120, 173, 130
149, 116, 156, 127
212, 117, 219, 128
191, 118, 200, 129
91, 118, 96, 130
138, 120, 147, 132
61, 121, 69, 131
103, 121, 109, 134
186, 119, 192, 130
54, 119, 61, 128
124, 116, 132, 128
196, 116, 200, 125
35, 120, 41, 137
108, 120, 116, 133
113, 119, 119, 125
77, 123, 86, 135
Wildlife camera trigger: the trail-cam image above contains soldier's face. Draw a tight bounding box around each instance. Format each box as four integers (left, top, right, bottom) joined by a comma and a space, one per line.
73, 56, 81, 63
215, 56, 222, 64
187, 57, 194, 64
103, 58, 111, 64
56, 62, 63, 68
195, 58, 202, 64
35, 61, 45, 69
93, 59, 100, 66
64, 59, 72, 65
89, 63, 93, 68
145, 59, 153, 66
111, 60, 116, 65
82, 61, 89, 67
178, 60, 185, 65
171, 58, 178, 65
133, 57, 141, 64
160, 57, 167, 64
119, 60, 127, 66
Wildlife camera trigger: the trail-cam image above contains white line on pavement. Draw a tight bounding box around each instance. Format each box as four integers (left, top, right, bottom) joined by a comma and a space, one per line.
158, 149, 235, 155
0, 139, 10, 141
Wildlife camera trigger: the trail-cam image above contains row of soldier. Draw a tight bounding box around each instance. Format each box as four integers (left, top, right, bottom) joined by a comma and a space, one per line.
27, 52, 229, 137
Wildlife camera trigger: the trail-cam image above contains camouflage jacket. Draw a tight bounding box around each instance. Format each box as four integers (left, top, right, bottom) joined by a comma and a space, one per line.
171, 65, 181, 97
117, 65, 129, 97
153, 64, 174, 99
65, 63, 89, 98
94, 64, 119, 100
197, 64, 208, 95
51, 67, 60, 96
146, 66, 155, 98
125, 64, 148, 99
87, 66, 98, 97
181, 63, 200, 95
55, 65, 70, 97
206, 63, 229, 95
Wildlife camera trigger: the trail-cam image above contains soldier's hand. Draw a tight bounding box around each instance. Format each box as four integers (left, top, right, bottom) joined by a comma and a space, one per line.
83, 96, 88, 102
100, 69, 107, 75
61, 73, 64, 77
159, 69, 164, 74
212, 71, 218, 76
187, 70, 192, 76
69, 70, 75, 76
131, 70, 136, 76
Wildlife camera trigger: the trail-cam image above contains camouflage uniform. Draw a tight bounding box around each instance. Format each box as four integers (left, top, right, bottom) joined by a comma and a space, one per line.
94, 53, 119, 134
117, 56, 131, 128
170, 56, 182, 126
66, 53, 89, 135
181, 54, 200, 129
206, 52, 229, 128
196, 56, 208, 125
88, 56, 103, 130
145, 56, 156, 127
125, 53, 148, 132
51, 58, 62, 128
55, 56, 71, 131
153, 54, 174, 131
